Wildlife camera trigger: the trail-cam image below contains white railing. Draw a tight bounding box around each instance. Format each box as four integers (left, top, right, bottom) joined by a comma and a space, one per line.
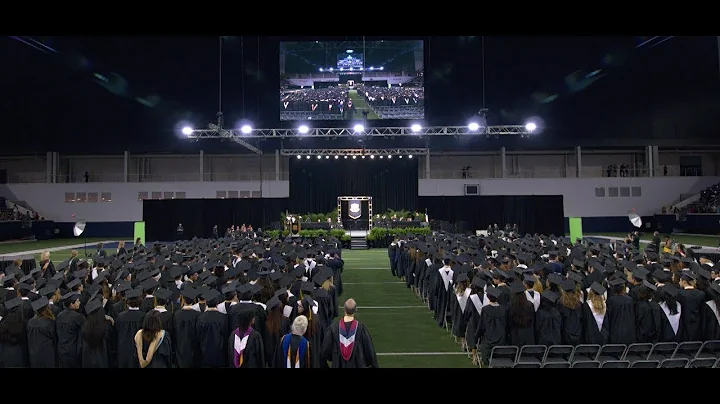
420, 166, 706, 180
6, 172, 290, 184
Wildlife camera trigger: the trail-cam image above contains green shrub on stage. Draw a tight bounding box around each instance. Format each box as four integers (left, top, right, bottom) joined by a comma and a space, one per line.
264, 228, 350, 241
366, 227, 430, 241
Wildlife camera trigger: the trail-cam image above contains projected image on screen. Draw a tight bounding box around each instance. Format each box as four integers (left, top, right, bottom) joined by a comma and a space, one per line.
279, 40, 425, 121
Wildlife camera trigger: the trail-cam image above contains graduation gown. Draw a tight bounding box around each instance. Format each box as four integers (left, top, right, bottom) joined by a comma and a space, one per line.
263, 317, 290, 366
535, 306, 562, 346
228, 329, 265, 368
433, 267, 454, 327
56, 309, 85, 368
465, 292, 485, 348
635, 300, 662, 343
197, 310, 229, 368
140, 296, 155, 313
658, 301, 682, 342
80, 320, 115, 368
475, 303, 507, 365
228, 301, 267, 334
321, 319, 378, 368
0, 341, 28, 368
138, 331, 173, 368
304, 321, 326, 368
558, 303, 583, 345
606, 294, 636, 344
701, 300, 720, 341
172, 307, 201, 368
115, 308, 145, 368
677, 287, 705, 341
582, 301, 609, 345
274, 333, 309, 368
27, 316, 57, 368
49, 303, 62, 318
451, 288, 472, 338
508, 304, 535, 347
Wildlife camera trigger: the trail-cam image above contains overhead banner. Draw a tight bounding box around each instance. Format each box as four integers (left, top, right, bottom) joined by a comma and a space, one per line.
348, 199, 362, 220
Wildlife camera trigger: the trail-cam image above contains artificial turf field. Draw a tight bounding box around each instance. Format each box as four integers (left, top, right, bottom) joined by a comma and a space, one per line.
1, 233, 719, 367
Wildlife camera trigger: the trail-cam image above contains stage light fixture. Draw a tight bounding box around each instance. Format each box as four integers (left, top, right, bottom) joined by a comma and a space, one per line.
306, 155, 311, 159
409, 155, 413, 159
181, 126, 194, 136
379, 155, 384, 159
240, 125, 253, 134
370, 155, 375, 159
325, 155, 329, 159
387, 155, 392, 159
316, 155, 321, 159
298, 125, 309, 134
334, 155, 339, 159
361, 155, 366, 159
525, 122, 537, 132
399, 156, 403, 159
344, 156, 348, 159
296, 155, 301, 159
353, 124, 364, 133
411, 124, 422, 133
468, 122, 480, 131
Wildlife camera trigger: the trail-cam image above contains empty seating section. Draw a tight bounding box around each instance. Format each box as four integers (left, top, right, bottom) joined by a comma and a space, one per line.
372, 106, 424, 119
487, 340, 720, 368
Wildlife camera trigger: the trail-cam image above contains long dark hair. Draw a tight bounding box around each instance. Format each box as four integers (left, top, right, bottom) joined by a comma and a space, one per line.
508, 292, 533, 328
81, 309, 107, 349
141, 310, 163, 343
0, 310, 25, 344
265, 306, 283, 335
656, 288, 679, 315
300, 299, 318, 338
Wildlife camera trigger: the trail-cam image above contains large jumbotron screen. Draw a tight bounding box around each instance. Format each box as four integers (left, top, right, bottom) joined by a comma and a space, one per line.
280, 40, 425, 121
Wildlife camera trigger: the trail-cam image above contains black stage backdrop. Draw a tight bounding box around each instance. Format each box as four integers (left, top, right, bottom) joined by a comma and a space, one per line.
289, 157, 418, 214
418, 195, 564, 235
143, 198, 289, 241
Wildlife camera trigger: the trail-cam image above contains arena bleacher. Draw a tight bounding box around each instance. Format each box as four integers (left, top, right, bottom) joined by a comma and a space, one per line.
280, 88, 347, 120
360, 86, 424, 119
683, 182, 720, 213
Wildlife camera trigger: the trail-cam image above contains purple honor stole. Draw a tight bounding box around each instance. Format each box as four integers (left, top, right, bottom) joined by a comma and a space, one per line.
338, 320, 358, 361
232, 327, 253, 368
282, 334, 309, 368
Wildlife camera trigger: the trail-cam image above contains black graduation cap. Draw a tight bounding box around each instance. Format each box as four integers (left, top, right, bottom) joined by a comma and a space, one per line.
225, 266, 241, 279
38, 284, 59, 297
661, 284, 679, 298
61, 292, 80, 304
203, 275, 218, 286
31, 296, 49, 312
221, 284, 237, 295
486, 286, 502, 299
290, 265, 306, 277
248, 283, 263, 296
115, 282, 132, 294
590, 282, 606, 296
567, 271, 583, 283
642, 280, 658, 291
607, 278, 626, 287
170, 266, 186, 279
29, 268, 41, 276
571, 258, 585, 268
181, 287, 199, 301
456, 272, 470, 283
679, 270, 696, 281
73, 269, 89, 279
18, 283, 33, 291
85, 298, 104, 315
56, 260, 70, 271
541, 289, 559, 304
4, 297, 22, 311
710, 282, 720, 295
694, 267, 712, 281
471, 277, 486, 289
652, 270, 672, 283
140, 278, 158, 291
266, 296, 282, 311
631, 266, 649, 280
155, 288, 173, 301
300, 282, 315, 293
509, 281, 525, 295
269, 271, 284, 282
19, 275, 33, 284
125, 289, 142, 299
548, 273, 564, 286
561, 279, 576, 292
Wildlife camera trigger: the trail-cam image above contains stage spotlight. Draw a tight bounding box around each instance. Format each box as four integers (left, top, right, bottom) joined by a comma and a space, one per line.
334, 155, 339, 159
408, 155, 413, 159
379, 155, 384, 159
370, 155, 375, 159
525, 122, 537, 132
240, 125, 253, 134
296, 155, 301, 159
298, 125, 309, 134
399, 155, 403, 159
361, 155, 366, 159
317, 155, 321, 159
387, 155, 392, 159
353, 124, 364, 133
352, 155, 357, 159
306, 156, 311, 159
468, 122, 480, 131
325, 155, 329, 159
181, 126, 193, 136
410, 124, 422, 133
344, 156, 348, 159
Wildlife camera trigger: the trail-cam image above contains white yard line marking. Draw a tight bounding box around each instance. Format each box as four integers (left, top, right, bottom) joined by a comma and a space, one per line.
341, 305, 427, 309
377, 352, 468, 356
0, 240, 122, 258
344, 282, 405, 285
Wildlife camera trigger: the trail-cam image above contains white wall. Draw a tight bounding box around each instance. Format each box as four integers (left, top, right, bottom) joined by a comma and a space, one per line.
0, 181, 290, 222
658, 151, 720, 176
418, 177, 720, 217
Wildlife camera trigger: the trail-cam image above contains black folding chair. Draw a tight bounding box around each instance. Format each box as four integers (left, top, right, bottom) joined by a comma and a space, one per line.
630, 360, 660, 368
543, 345, 573, 364
516, 345, 547, 364
648, 342, 677, 361
570, 344, 601, 364
596, 344, 627, 363
488, 346, 518, 368
622, 343, 653, 363
672, 341, 703, 360
659, 358, 689, 368
571, 360, 600, 368
600, 360, 630, 368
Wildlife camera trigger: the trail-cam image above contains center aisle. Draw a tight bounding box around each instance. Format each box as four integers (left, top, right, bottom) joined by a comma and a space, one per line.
340, 249, 474, 368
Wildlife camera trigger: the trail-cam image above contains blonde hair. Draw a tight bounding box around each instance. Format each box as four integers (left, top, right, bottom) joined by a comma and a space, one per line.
560, 289, 581, 309
321, 279, 333, 291
40, 251, 50, 261
292, 315, 308, 335
588, 290, 606, 315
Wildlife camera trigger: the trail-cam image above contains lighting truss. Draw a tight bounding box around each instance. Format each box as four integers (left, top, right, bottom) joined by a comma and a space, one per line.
203, 123, 263, 155
187, 125, 529, 140
280, 148, 428, 157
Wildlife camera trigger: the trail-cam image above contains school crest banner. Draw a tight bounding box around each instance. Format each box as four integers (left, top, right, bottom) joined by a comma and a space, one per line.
348, 199, 362, 220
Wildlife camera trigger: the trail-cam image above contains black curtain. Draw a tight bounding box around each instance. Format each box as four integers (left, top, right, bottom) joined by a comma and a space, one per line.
143, 198, 289, 242
418, 195, 564, 235
289, 157, 418, 214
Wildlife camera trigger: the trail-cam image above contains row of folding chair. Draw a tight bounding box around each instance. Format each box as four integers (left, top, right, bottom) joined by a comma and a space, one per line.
511, 358, 719, 368
488, 340, 720, 368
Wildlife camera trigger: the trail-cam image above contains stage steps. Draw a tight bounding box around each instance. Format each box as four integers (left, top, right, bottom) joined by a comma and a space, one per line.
350, 236, 368, 250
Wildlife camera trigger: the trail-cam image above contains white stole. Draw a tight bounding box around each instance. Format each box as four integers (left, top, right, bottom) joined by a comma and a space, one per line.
439, 268, 454, 291
706, 300, 720, 326
586, 300, 605, 331
659, 301, 682, 336
469, 294, 483, 315
456, 288, 471, 313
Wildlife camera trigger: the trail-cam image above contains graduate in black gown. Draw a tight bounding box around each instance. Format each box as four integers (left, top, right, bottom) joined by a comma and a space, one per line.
606, 277, 637, 344
275, 314, 310, 368
700, 282, 720, 341
0, 298, 28, 368
151, 288, 174, 338
634, 281, 661, 343
229, 309, 264, 368
676, 271, 705, 341
507, 281, 535, 346
27, 297, 57, 368
450, 272, 472, 347
114, 290, 145, 368
535, 290, 562, 346
263, 296, 290, 366
433, 257, 454, 328
557, 279, 584, 345
56, 292, 85, 368
196, 289, 228, 368
173, 287, 201, 368
80, 298, 115, 368
582, 282, 609, 345
297, 295, 325, 368
475, 287, 507, 367
466, 277, 486, 364
229, 284, 267, 334
656, 284, 682, 342
321, 298, 378, 368
134, 310, 173, 368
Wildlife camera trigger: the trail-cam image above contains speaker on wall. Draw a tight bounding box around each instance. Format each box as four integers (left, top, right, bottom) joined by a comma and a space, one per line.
464, 184, 479, 196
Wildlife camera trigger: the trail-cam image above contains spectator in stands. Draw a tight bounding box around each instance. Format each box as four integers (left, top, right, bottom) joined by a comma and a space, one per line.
280, 88, 349, 118
360, 86, 424, 119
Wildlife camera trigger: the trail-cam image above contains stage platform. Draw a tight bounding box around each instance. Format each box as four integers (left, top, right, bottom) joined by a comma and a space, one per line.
346, 230, 368, 238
